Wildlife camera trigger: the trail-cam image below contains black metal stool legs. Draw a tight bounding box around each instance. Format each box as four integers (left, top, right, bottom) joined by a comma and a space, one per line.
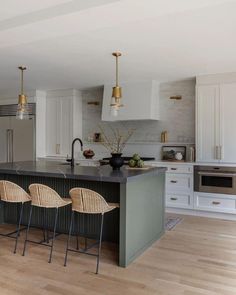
76, 213, 79, 250
42, 208, 49, 243
64, 212, 105, 274
64, 210, 74, 266
13, 202, 24, 254
23, 207, 60, 263
0, 201, 28, 254
84, 214, 88, 251
96, 213, 104, 274
22, 205, 33, 256
48, 208, 58, 263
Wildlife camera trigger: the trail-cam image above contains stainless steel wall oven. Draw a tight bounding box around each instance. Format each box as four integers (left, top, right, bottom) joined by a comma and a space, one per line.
194, 166, 236, 195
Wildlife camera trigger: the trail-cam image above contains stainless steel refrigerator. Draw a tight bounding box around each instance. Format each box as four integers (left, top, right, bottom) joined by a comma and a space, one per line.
0, 104, 35, 163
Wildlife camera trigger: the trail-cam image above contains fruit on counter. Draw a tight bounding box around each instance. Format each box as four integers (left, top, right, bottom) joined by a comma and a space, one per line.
83, 149, 95, 159
128, 159, 136, 167
136, 159, 144, 168
128, 154, 144, 168
132, 153, 140, 161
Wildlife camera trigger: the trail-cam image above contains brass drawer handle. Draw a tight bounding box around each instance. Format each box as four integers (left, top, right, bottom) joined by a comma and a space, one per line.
212, 201, 221, 205
56, 144, 60, 154
170, 180, 177, 183
170, 197, 178, 201
171, 168, 177, 171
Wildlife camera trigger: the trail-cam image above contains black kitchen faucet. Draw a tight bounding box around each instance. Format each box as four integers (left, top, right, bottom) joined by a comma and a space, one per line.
67, 138, 83, 167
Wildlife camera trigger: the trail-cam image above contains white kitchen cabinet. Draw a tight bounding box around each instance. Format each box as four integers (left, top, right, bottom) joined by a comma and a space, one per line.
194, 192, 236, 214
219, 83, 236, 163
46, 97, 73, 157
196, 82, 236, 163
196, 85, 220, 162
165, 166, 193, 209
102, 80, 159, 121
165, 165, 193, 174
150, 162, 194, 209
36, 89, 82, 159
166, 193, 193, 209
166, 174, 192, 192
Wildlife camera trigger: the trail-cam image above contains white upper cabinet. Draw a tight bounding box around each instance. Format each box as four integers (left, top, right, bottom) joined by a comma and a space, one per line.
37, 89, 83, 158
219, 83, 236, 163
101, 80, 160, 121
196, 85, 220, 162
46, 97, 73, 157
196, 74, 236, 163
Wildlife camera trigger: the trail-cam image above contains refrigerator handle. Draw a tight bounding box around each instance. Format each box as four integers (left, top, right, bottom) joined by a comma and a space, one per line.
6, 129, 13, 163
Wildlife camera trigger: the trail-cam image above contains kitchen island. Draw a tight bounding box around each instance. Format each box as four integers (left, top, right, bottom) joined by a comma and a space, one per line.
0, 161, 166, 267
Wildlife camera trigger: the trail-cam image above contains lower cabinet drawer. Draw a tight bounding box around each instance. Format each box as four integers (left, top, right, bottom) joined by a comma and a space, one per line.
167, 165, 193, 174
166, 193, 193, 209
194, 193, 236, 213
166, 174, 192, 192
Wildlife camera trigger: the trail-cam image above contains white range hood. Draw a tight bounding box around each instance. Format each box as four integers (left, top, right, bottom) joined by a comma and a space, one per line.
101, 80, 160, 121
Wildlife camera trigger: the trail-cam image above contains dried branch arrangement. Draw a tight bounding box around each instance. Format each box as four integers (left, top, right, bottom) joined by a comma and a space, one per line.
98, 124, 135, 153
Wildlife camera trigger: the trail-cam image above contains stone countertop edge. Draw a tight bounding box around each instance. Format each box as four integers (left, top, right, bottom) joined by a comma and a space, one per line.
0, 161, 167, 184
149, 161, 236, 167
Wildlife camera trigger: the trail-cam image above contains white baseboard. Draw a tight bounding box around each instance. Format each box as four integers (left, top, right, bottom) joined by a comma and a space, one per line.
166, 207, 236, 221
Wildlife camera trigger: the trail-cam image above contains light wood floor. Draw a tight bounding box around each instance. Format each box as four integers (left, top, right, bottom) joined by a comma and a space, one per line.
1, 214, 236, 294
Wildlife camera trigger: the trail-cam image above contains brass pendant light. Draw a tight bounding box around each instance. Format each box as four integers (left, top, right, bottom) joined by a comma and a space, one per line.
110, 52, 123, 116
16, 66, 29, 120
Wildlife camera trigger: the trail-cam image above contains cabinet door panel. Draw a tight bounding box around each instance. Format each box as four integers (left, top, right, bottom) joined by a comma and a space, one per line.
220, 83, 236, 163
0, 117, 10, 162
46, 98, 59, 156
166, 165, 193, 174
166, 193, 193, 209
196, 85, 219, 162
194, 192, 236, 214
60, 98, 73, 156
46, 98, 72, 157
166, 174, 192, 192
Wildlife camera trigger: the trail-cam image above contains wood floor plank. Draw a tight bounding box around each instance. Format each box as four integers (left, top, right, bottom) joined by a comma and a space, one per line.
0, 214, 236, 294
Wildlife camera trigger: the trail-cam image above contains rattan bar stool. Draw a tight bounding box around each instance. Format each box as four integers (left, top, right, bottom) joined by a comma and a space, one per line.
64, 188, 118, 274
22, 183, 72, 263
0, 180, 31, 253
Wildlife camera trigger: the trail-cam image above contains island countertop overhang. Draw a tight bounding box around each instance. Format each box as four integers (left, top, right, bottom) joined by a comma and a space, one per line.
0, 161, 166, 183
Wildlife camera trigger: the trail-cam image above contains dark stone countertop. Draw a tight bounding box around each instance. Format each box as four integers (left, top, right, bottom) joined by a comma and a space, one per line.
0, 161, 166, 183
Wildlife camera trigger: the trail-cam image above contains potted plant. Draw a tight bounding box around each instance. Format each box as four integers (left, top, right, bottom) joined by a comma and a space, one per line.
99, 124, 134, 170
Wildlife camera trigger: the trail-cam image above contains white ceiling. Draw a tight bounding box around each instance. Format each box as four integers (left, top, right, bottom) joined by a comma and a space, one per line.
0, 0, 236, 95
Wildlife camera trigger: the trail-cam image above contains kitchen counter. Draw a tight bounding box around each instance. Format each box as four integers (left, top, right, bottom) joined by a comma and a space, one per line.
0, 161, 166, 183
0, 160, 166, 267
148, 160, 236, 167
147, 160, 194, 166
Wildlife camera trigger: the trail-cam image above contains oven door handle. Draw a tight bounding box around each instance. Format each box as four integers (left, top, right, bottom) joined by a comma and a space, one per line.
198, 171, 236, 177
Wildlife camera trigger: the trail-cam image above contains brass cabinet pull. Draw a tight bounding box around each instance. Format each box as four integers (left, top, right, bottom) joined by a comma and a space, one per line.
170, 197, 178, 201
216, 146, 221, 160
220, 145, 223, 160
170, 180, 177, 183
56, 144, 60, 154
212, 201, 221, 205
